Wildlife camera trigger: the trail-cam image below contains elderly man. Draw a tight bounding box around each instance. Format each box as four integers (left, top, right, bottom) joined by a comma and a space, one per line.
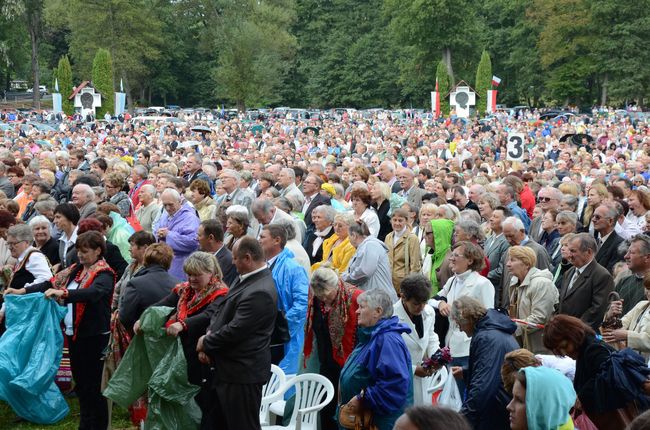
593, 202, 624, 273
613, 235, 650, 314
278, 168, 304, 209
135, 184, 161, 232
71, 183, 97, 219
259, 224, 308, 374
397, 167, 426, 209
557, 233, 614, 330
452, 185, 479, 212
216, 169, 254, 223
378, 160, 401, 193
153, 188, 200, 281
530, 186, 563, 243
129, 164, 151, 210
252, 199, 302, 243
184, 153, 213, 190
467, 184, 486, 207
197, 219, 238, 287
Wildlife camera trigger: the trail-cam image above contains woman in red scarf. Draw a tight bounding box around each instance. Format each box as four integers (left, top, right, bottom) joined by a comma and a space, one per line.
9, 231, 115, 430
134, 251, 228, 389
303, 266, 362, 430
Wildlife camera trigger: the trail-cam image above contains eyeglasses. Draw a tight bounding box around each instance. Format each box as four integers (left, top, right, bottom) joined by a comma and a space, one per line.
592, 214, 610, 220
537, 197, 553, 202
450, 252, 466, 259
6, 240, 26, 247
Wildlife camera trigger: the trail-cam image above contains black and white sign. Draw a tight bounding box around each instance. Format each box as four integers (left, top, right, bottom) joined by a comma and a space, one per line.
507, 133, 525, 161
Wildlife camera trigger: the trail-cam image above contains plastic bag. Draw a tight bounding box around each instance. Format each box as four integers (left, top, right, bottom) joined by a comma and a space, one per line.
437, 372, 462, 412
103, 306, 201, 429
0, 293, 69, 424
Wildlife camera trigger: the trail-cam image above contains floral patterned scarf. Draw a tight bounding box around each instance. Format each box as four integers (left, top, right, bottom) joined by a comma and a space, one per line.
165, 276, 228, 327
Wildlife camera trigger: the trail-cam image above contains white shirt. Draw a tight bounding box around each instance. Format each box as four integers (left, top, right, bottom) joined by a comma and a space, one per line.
626, 211, 648, 238
16, 247, 52, 288
301, 193, 319, 214
59, 227, 78, 263
64, 280, 80, 336
239, 265, 267, 283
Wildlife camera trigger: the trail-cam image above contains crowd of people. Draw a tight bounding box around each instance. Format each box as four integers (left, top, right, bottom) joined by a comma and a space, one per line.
0, 106, 650, 429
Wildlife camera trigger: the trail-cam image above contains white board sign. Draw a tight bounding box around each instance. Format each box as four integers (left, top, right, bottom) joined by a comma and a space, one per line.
507, 133, 525, 161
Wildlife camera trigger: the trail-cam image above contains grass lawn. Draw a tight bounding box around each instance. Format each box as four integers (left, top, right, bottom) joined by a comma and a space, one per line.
0, 397, 134, 430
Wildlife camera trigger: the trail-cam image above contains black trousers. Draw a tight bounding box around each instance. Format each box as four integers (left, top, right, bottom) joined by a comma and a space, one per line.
68, 333, 109, 430
201, 382, 263, 430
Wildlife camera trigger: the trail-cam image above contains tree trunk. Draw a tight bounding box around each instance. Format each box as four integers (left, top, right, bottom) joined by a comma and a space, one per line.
28, 10, 41, 110
124, 77, 134, 114
148, 85, 151, 104
442, 47, 455, 85
237, 99, 245, 112
600, 74, 608, 107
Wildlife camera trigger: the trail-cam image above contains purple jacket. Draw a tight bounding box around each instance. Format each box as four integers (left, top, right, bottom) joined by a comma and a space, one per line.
154, 203, 200, 280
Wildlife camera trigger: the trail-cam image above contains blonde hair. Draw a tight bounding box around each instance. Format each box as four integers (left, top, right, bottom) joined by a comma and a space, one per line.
507, 246, 537, 269
558, 182, 580, 197
183, 251, 223, 279
501, 349, 541, 393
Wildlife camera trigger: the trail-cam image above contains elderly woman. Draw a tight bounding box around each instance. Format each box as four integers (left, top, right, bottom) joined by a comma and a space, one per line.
386, 208, 422, 294
539, 209, 560, 256
223, 206, 250, 251
134, 252, 228, 387
312, 212, 356, 273
430, 242, 494, 393
627, 190, 650, 236
543, 315, 649, 429
552, 211, 578, 269
305, 205, 336, 265
507, 367, 577, 430
338, 289, 412, 430
394, 274, 440, 405
104, 172, 132, 218
602, 272, 650, 359
505, 246, 558, 353
9, 231, 115, 429
454, 219, 490, 277
189, 179, 217, 222
477, 192, 500, 236
302, 267, 362, 430
553, 233, 576, 288
450, 295, 518, 430
371, 181, 392, 241
350, 188, 380, 238
29, 214, 60, 265
342, 220, 397, 302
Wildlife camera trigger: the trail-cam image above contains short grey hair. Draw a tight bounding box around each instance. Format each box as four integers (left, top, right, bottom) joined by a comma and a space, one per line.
252, 199, 275, 216
479, 192, 500, 210
7, 224, 33, 243
357, 289, 394, 319
161, 188, 182, 202
29, 215, 50, 228
275, 218, 297, 241
561, 195, 578, 211
140, 184, 156, 196
221, 168, 241, 182
630, 234, 650, 256
571, 232, 597, 254
334, 212, 356, 226
556, 211, 578, 225
74, 183, 95, 200
310, 267, 340, 295
459, 209, 481, 225
313, 205, 336, 223
502, 216, 525, 232
34, 200, 57, 214
133, 164, 148, 179
281, 168, 296, 180
456, 219, 484, 241
226, 204, 249, 217
451, 295, 487, 327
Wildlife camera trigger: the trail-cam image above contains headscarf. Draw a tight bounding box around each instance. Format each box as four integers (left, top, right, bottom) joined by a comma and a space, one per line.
522, 366, 576, 430
428, 218, 454, 294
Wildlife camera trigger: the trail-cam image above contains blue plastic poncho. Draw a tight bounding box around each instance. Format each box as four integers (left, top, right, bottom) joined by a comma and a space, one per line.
0, 293, 69, 424
522, 366, 576, 430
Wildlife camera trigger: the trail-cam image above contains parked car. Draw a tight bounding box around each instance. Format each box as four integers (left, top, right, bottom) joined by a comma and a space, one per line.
26, 85, 48, 95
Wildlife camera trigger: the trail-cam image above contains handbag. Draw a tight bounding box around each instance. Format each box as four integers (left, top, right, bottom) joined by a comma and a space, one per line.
338, 401, 377, 430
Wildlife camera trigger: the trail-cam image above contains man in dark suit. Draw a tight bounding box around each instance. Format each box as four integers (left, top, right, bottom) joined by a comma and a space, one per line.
593, 203, 624, 273
397, 167, 426, 210
301, 174, 331, 242
557, 233, 614, 330
198, 237, 277, 430
197, 219, 238, 287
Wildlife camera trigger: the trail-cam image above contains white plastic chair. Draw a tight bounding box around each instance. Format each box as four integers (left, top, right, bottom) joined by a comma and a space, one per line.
425, 366, 449, 397
260, 365, 287, 426
269, 373, 296, 420
261, 373, 334, 430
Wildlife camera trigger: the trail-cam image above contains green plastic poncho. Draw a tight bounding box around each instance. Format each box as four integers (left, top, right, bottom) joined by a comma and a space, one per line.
428, 219, 454, 295
107, 211, 135, 262
103, 306, 201, 430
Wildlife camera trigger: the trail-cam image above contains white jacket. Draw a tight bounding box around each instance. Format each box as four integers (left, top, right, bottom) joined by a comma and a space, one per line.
394, 300, 440, 405
429, 270, 494, 357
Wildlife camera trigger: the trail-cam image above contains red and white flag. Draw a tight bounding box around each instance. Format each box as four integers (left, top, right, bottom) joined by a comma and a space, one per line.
491, 75, 502, 87
433, 78, 440, 118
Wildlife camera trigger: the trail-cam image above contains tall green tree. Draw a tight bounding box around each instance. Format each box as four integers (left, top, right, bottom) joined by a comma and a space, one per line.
56, 55, 73, 115
92, 48, 113, 117
475, 50, 492, 115
435, 60, 451, 116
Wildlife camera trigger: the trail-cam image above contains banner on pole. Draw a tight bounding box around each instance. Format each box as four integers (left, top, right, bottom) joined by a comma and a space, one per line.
52, 93, 62, 114
115, 92, 126, 116
486, 90, 498, 113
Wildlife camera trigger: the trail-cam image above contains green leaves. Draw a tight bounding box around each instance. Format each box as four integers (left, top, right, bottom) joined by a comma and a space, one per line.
475, 50, 492, 115
92, 48, 113, 117
56, 55, 73, 115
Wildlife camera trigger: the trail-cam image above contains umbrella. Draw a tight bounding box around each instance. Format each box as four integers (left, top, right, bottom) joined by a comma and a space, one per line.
251, 125, 265, 135
572, 133, 594, 144
302, 126, 320, 136
35, 139, 52, 147
559, 134, 575, 142
177, 140, 202, 149
190, 125, 212, 134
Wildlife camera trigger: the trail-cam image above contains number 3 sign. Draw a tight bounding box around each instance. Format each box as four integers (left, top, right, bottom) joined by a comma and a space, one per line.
507, 133, 525, 161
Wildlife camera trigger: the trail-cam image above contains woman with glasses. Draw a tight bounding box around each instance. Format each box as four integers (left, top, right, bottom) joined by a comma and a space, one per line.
429, 241, 494, 394
104, 172, 132, 218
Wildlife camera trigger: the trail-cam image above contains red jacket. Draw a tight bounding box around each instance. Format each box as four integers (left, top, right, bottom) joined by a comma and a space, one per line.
520, 184, 536, 219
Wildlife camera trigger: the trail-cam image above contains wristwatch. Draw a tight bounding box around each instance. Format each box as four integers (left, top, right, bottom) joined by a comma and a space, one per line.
357, 389, 365, 402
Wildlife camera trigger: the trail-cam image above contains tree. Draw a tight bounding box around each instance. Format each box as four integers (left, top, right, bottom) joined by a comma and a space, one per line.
475, 50, 492, 115
56, 55, 73, 115
435, 60, 451, 116
92, 48, 113, 117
